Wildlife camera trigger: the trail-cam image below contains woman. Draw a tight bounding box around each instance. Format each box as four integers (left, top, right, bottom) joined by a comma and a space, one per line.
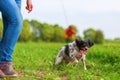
0, 0, 33, 77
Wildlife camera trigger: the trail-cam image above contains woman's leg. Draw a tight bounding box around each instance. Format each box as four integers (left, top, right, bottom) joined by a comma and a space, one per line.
0, 0, 23, 77
0, 0, 23, 63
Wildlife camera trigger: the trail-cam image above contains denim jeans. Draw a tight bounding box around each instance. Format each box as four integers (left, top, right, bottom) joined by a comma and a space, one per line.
0, 0, 23, 63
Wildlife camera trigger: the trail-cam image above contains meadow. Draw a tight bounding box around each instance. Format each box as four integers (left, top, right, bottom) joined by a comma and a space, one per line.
3, 42, 120, 80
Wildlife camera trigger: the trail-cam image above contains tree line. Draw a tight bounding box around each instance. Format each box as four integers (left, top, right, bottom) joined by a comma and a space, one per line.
0, 18, 106, 44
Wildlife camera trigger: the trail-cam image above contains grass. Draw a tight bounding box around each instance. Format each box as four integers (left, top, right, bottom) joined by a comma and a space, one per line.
3, 42, 120, 80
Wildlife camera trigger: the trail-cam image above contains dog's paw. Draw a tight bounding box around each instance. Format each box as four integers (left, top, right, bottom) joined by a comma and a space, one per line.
84, 67, 87, 70
73, 60, 78, 66
74, 59, 78, 63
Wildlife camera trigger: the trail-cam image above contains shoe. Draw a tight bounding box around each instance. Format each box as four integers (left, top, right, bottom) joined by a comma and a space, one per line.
0, 70, 4, 78
0, 62, 18, 77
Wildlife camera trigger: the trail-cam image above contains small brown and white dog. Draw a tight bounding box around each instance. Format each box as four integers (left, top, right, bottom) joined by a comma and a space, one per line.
55, 39, 94, 70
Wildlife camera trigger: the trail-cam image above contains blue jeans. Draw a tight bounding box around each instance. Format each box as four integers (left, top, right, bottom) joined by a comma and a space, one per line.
0, 0, 23, 63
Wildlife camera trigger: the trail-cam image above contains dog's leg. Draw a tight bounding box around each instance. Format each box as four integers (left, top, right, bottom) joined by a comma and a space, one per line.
73, 58, 78, 65
55, 55, 63, 65
70, 54, 78, 65
81, 55, 87, 70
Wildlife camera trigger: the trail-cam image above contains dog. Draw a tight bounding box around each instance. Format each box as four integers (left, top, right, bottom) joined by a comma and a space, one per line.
55, 39, 94, 70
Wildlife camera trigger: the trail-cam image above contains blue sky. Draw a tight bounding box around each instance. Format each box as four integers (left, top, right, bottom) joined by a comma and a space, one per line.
2, 0, 120, 39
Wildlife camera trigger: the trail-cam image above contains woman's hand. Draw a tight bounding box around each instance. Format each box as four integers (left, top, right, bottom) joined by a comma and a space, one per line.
26, 0, 33, 13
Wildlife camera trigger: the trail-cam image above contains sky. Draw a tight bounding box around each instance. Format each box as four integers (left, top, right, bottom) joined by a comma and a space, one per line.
1, 0, 120, 39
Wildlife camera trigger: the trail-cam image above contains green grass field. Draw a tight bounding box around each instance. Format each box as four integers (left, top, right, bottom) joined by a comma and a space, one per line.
4, 42, 120, 80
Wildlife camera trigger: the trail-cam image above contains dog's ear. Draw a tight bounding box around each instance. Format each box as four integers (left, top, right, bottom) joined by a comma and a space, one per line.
88, 40, 94, 47
75, 39, 84, 46
75, 39, 82, 44
75, 39, 79, 44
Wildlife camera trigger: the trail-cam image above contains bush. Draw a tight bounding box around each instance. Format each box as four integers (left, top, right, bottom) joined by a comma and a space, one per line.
94, 30, 104, 44
40, 23, 54, 42
19, 20, 32, 42
52, 25, 65, 42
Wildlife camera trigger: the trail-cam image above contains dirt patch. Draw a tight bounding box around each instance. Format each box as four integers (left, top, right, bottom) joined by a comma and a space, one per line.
17, 70, 47, 79
60, 74, 69, 80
